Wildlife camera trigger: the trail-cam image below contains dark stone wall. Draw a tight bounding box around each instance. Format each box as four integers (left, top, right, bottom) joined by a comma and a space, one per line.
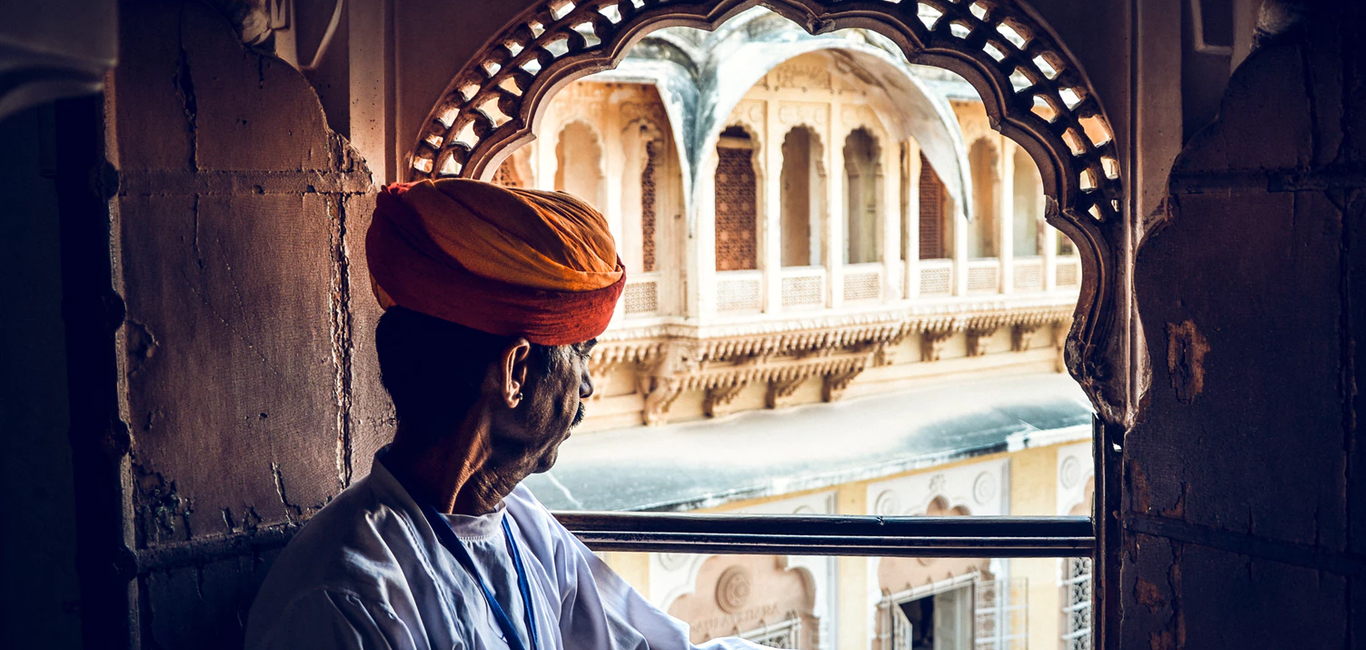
105, 1, 387, 646
1128, 8, 1365, 649
0, 104, 84, 650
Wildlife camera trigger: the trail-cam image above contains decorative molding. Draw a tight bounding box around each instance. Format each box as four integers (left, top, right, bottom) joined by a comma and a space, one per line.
596, 301, 1071, 425
410, 0, 1134, 425
770, 59, 831, 90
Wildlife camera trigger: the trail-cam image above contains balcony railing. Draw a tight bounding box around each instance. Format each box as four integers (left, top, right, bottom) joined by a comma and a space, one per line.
919, 259, 954, 297
1012, 257, 1044, 292
967, 259, 1001, 293
623, 272, 662, 316
1056, 256, 1081, 288
842, 263, 883, 303
780, 267, 826, 308
716, 270, 763, 313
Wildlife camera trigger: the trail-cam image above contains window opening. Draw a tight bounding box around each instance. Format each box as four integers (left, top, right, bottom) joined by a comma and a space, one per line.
410, 2, 1132, 647
919, 153, 949, 260
968, 138, 999, 259
715, 126, 759, 272
844, 128, 881, 265
555, 121, 605, 211
781, 126, 824, 268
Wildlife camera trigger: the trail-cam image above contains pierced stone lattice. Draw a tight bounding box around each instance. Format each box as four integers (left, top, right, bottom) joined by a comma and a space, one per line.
1013, 260, 1043, 291
919, 152, 947, 259
623, 280, 659, 315
715, 146, 758, 271
408, 0, 1134, 423
1056, 261, 1080, 287
642, 140, 658, 272
843, 271, 882, 302
967, 264, 1000, 293
782, 275, 824, 307
716, 276, 762, 312
920, 266, 953, 296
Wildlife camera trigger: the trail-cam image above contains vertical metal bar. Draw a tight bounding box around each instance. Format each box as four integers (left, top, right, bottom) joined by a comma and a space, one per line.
56, 94, 134, 650
1093, 414, 1123, 650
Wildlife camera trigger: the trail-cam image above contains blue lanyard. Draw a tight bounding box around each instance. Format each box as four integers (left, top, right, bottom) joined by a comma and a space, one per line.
420, 503, 540, 650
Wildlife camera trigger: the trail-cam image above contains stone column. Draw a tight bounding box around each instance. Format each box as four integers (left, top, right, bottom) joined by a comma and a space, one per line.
904, 140, 922, 299
880, 131, 900, 301
763, 101, 783, 313
827, 107, 845, 309
998, 138, 1015, 294
693, 150, 718, 319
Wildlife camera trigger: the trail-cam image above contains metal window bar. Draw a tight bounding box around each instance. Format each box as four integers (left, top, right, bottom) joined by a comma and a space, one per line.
553, 513, 1093, 558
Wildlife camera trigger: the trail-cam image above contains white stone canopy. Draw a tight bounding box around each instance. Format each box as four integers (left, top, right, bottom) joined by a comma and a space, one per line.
582, 7, 976, 223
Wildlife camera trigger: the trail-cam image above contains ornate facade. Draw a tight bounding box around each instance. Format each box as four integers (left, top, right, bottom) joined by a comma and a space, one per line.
509, 12, 1096, 650
499, 18, 1083, 431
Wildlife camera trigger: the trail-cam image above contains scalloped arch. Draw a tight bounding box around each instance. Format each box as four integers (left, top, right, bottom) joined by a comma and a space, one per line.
408, 0, 1129, 423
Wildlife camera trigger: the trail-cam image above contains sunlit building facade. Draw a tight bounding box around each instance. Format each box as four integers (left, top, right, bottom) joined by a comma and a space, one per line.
495, 9, 1095, 650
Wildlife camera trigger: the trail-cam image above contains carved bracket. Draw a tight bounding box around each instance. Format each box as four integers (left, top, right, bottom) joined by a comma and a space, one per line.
966, 326, 996, 357
920, 328, 956, 362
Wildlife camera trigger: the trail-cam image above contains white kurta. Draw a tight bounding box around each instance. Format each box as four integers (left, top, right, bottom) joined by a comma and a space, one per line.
245, 454, 761, 650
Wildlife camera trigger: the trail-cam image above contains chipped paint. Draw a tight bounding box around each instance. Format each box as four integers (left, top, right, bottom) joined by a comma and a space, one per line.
1164, 320, 1208, 404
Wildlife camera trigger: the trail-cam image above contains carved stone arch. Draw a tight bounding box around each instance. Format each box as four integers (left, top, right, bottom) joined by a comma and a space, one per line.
409, 0, 1130, 422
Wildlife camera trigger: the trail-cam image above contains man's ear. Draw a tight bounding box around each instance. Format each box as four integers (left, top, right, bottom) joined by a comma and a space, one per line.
499, 338, 533, 408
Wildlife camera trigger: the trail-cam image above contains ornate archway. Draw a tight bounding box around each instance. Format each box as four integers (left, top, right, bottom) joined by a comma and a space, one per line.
406, 0, 1128, 422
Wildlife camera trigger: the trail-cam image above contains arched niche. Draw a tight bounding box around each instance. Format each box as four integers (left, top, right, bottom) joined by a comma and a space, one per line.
844, 127, 882, 264
968, 137, 1000, 258
780, 125, 826, 268
407, 0, 1132, 423
714, 124, 761, 272
554, 120, 607, 211
1012, 146, 1044, 256
918, 152, 953, 260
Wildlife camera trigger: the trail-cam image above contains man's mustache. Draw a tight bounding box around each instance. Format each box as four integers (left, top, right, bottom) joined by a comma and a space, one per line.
570, 402, 586, 428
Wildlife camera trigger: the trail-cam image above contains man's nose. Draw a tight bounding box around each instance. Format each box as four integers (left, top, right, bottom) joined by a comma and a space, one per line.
580, 370, 595, 399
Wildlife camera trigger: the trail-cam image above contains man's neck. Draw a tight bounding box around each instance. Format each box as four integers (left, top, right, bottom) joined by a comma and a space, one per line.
385, 413, 507, 516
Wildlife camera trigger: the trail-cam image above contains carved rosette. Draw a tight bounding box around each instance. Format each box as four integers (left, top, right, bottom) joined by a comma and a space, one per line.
715, 566, 753, 614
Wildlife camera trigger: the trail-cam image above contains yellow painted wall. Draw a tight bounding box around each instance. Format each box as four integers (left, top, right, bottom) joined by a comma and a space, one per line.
1009, 444, 1062, 650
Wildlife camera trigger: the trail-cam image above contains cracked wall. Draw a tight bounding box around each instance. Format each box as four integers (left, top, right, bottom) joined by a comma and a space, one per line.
1129, 7, 1364, 648
109, 0, 388, 646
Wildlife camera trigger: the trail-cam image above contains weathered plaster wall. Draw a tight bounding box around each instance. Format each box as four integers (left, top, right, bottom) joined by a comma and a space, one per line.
1128, 9, 1365, 648
107, 1, 385, 645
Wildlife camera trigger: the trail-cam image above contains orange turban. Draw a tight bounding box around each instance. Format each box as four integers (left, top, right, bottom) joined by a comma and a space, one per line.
365, 179, 625, 345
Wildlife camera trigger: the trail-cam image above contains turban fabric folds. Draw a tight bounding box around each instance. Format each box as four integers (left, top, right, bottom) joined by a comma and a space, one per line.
365, 179, 625, 345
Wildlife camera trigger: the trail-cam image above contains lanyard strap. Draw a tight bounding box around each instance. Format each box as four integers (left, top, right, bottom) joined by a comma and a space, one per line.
421, 503, 540, 650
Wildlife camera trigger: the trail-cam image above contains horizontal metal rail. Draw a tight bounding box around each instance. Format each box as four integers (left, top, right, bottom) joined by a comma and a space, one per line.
555, 512, 1094, 558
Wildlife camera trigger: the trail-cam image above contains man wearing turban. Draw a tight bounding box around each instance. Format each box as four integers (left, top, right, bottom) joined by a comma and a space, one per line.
245, 180, 760, 650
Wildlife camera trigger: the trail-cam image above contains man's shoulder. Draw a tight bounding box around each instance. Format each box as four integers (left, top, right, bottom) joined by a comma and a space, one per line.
252, 471, 424, 612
